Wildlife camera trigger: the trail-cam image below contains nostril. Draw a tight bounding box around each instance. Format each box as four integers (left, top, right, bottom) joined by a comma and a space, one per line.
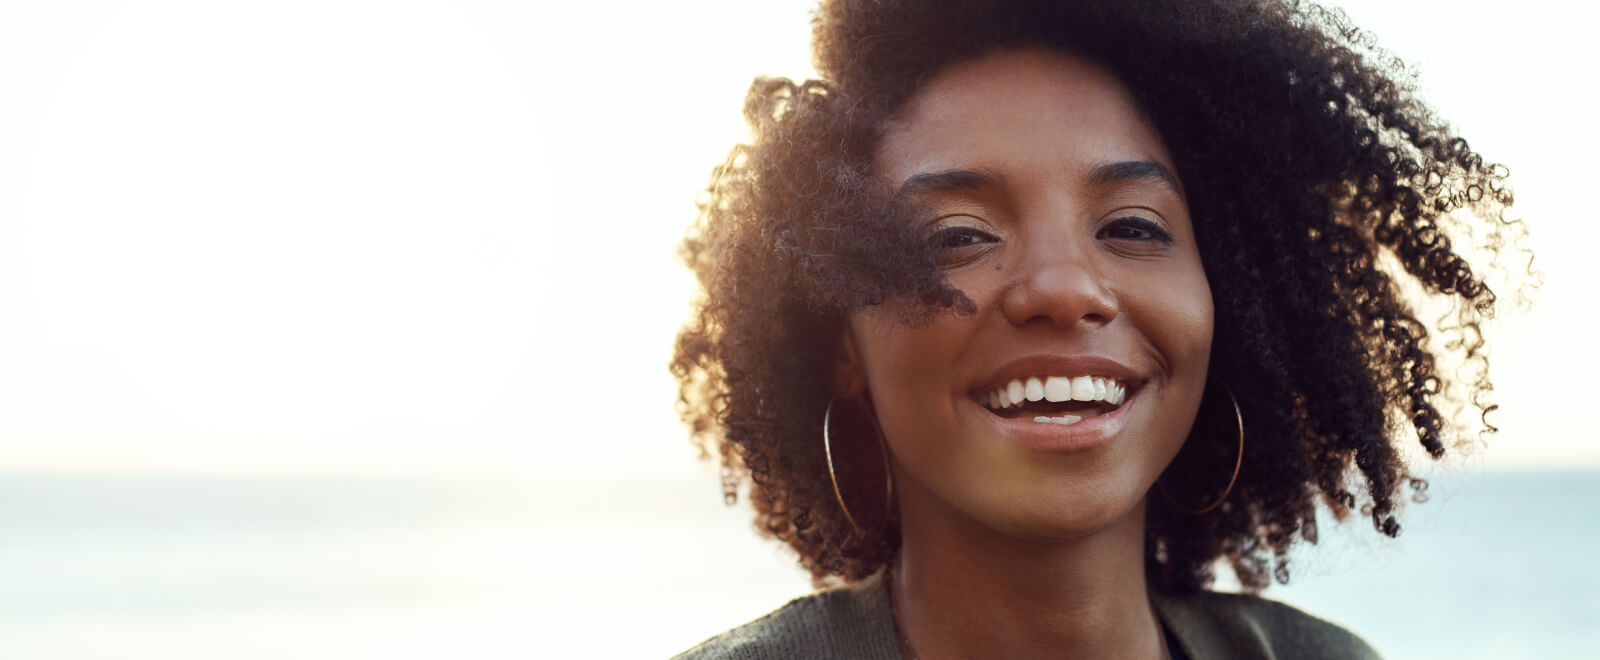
1082, 310, 1116, 325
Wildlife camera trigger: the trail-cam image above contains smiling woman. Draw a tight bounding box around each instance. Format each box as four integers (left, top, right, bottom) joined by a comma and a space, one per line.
669, 0, 1527, 658
844, 50, 1216, 564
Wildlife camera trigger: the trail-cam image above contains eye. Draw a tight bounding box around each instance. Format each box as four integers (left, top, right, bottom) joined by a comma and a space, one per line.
927, 222, 999, 267
1098, 216, 1174, 243
931, 226, 994, 249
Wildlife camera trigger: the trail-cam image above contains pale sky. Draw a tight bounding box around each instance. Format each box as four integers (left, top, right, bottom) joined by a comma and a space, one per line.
0, 0, 1593, 480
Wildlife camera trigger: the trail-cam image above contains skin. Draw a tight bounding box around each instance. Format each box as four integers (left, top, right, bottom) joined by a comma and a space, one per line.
837, 49, 1214, 658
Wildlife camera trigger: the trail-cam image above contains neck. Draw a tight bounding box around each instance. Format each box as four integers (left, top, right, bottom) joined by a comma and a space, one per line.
889, 479, 1166, 660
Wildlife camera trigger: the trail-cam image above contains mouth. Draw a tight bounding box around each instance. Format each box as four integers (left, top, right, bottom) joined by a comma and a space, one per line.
975, 375, 1133, 426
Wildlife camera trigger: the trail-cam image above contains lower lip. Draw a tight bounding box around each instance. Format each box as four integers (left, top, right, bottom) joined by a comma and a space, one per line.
976, 388, 1139, 452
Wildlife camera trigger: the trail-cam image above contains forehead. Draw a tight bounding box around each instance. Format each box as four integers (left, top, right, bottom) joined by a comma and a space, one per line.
873, 48, 1175, 188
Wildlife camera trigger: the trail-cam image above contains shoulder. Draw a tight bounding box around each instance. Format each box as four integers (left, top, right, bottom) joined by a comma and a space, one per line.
1153, 589, 1382, 660
672, 573, 901, 660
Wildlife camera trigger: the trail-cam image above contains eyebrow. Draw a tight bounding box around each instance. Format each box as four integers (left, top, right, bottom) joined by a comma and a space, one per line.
1087, 160, 1185, 197
892, 161, 1183, 201
892, 167, 1006, 201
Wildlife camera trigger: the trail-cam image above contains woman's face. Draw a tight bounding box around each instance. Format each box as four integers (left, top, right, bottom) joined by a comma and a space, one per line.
845, 49, 1213, 541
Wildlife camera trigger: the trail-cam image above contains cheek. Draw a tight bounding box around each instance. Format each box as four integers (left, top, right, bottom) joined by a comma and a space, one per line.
1138, 261, 1214, 370
1167, 287, 1214, 363
848, 310, 974, 431
1129, 270, 1213, 470
1184, 272, 1215, 360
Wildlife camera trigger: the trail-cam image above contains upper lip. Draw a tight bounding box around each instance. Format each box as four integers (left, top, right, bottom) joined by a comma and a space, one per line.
970, 354, 1146, 398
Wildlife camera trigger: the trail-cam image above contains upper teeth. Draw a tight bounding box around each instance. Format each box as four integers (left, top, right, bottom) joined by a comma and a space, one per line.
985, 376, 1127, 409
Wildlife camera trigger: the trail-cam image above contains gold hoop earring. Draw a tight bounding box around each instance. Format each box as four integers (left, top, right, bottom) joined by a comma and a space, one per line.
823, 398, 895, 536
1159, 384, 1244, 515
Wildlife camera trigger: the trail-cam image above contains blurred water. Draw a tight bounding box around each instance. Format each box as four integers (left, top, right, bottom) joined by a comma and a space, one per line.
1264, 471, 1600, 659
0, 471, 1593, 658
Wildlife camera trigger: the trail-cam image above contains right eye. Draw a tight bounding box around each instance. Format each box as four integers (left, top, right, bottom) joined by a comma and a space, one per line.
927, 223, 999, 267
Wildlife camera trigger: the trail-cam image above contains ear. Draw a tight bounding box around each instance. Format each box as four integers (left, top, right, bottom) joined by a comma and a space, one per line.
834, 327, 868, 400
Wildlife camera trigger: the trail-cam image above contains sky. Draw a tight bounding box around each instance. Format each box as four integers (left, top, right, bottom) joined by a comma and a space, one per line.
0, 0, 1594, 480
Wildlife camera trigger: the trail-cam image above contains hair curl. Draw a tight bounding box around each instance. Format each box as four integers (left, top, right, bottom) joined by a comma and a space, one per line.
670, 0, 1531, 593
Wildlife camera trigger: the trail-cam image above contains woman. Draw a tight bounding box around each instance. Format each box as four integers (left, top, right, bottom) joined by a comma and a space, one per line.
671, 0, 1524, 657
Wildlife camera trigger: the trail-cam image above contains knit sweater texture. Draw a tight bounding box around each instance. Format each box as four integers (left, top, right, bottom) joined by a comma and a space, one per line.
674, 571, 1381, 659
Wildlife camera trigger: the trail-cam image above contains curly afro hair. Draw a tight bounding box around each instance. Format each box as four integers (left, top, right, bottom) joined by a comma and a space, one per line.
670, 0, 1529, 593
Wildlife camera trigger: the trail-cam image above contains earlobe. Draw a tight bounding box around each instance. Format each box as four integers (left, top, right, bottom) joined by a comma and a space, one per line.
834, 329, 868, 400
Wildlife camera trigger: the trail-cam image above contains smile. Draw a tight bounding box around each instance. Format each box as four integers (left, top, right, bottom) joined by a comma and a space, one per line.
980, 375, 1130, 426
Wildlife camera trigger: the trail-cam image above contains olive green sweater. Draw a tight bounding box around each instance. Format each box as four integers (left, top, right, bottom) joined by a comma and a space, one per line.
675, 571, 1381, 659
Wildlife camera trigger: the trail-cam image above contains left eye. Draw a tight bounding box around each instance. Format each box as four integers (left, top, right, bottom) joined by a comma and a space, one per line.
1099, 217, 1173, 243
931, 226, 995, 249
927, 225, 999, 267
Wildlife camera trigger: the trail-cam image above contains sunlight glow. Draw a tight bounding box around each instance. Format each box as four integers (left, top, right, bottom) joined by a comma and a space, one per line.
0, 0, 1590, 479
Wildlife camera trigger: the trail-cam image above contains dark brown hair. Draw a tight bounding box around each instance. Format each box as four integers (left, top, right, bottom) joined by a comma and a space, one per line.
671, 0, 1529, 592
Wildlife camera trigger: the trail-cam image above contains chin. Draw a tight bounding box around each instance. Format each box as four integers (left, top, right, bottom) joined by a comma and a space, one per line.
974, 479, 1148, 542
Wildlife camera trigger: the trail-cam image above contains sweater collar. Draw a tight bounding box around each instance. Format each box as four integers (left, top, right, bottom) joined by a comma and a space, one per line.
844, 568, 1212, 659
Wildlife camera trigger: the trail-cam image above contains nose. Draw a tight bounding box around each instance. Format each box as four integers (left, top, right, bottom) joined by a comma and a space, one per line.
998, 243, 1119, 329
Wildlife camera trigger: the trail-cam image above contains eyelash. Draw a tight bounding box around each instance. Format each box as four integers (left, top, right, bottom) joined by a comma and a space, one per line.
929, 225, 997, 250
926, 215, 1173, 267
929, 218, 1171, 247
1098, 216, 1174, 243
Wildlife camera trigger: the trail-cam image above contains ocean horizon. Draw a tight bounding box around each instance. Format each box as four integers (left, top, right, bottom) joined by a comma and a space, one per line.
0, 469, 1594, 658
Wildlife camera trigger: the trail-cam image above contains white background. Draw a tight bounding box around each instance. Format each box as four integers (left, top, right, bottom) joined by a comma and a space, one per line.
0, 1, 1591, 478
